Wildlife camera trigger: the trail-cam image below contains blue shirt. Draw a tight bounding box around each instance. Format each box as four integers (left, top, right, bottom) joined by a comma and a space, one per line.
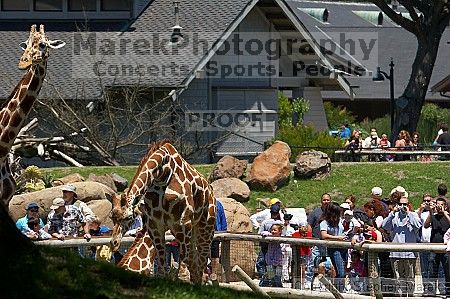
340, 127, 351, 139
16, 215, 45, 234
215, 200, 228, 232
382, 211, 422, 258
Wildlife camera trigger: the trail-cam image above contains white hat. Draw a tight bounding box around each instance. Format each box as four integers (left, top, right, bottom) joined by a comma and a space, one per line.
50, 197, 65, 210
371, 187, 383, 197
61, 184, 77, 194
390, 186, 408, 198
340, 203, 351, 210
298, 219, 307, 227
344, 210, 353, 216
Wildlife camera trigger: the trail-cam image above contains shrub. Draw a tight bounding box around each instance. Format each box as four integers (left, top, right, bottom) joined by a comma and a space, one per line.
273, 125, 344, 161
418, 103, 450, 143
324, 102, 356, 130
278, 92, 310, 128
359, 114, 391, 139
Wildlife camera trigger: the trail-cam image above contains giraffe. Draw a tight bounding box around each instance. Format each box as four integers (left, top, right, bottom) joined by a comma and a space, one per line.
110, 139, 216, 284
117, 229, 156, 276
0, 24, 65, 206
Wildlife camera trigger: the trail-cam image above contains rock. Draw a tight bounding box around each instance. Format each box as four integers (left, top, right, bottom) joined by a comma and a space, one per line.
87, 199, 113, 228
219, 197, 256, 281
110, 173, 128, 192
52, 173, 85, 186
248, 141, 291, 191
208, 155, 247, 182
87, 173, 117, 192
294, 150, 331, 180
9, 181, 115, 223
211, 178, 250, 203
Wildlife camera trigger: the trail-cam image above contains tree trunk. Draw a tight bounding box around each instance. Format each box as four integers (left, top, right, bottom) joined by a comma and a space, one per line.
0, 204, 34, 256
391, 26, 445, 142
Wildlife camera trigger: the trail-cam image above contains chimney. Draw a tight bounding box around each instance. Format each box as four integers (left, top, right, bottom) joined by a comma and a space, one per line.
171, 0, 183, 43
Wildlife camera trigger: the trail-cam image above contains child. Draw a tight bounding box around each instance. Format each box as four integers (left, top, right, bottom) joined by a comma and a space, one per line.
345, 251, 367, 293
26, 217, 51, 240
260, 223, 285, 287
292, 219, 312, 289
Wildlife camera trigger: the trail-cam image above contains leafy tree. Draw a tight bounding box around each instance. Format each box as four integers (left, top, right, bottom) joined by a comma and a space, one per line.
371, 0, 450, 141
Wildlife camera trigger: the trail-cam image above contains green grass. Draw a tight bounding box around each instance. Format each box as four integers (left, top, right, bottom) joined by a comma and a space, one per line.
43, 162, 449, 213
3, 245, 258, 299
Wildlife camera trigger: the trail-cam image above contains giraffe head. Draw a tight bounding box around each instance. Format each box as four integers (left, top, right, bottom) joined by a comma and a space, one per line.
18, 24, 65, 70
110, 193, 137, 252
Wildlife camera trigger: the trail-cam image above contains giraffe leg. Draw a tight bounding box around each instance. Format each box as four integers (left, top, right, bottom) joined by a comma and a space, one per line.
146, 223, 166, 277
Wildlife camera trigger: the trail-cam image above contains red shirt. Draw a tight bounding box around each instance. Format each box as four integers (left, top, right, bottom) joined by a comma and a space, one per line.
292, 230, 312, 256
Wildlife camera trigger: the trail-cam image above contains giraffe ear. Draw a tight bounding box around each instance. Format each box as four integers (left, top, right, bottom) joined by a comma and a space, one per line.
47, 40, 66, 49
19, 41, 28, 51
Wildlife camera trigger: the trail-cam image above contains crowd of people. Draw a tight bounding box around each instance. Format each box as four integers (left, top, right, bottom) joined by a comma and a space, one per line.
16, 181, 450, 295
15, 188, 228, 276
339, 122, 450, 162
250, 183, 450, 296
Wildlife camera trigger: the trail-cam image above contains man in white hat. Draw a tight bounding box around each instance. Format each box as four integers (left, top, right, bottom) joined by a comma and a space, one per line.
250, 198, 284, 230
47, 197, 91, 240
62, 184, 97, 228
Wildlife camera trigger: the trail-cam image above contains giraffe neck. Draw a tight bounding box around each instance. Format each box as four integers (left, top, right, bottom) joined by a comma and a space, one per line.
0, 61, 47, 161
126, 145, 175, 207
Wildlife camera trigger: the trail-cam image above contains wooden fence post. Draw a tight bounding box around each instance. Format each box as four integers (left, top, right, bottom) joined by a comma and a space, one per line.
368, 251, 383, 299
291, 244, 300, 289
221, 240, 231, 283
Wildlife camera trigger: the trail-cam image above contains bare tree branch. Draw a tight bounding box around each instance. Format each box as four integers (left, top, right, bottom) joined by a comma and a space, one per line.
371, 0, 419, 35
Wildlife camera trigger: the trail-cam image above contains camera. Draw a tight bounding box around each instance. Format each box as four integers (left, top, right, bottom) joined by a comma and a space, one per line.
436, 206, 443, 212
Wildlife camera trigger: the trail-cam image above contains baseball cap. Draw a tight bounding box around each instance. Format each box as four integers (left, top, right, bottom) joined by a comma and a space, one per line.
344, 210, 353, 216
371, 187, 383, 197
284, 213, 293, 221
50, 197, 65, 210
270, 198, 281, 206
61, 184, 77, 194
340, 202, 351, 210
270, 204, 281, 214
26, 202, 39, 210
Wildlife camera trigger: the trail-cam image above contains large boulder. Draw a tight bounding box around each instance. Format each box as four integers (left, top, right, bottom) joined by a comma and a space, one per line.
248, 141, 291, 191
211, 178, 250, 203
87, 173, 118, 192
52, 173, 85, 186
219, 197, 256, 281
208, 155, 247, 182
9, 182, 115, 226
110, 173, 128, 192
294, 150, 331, 180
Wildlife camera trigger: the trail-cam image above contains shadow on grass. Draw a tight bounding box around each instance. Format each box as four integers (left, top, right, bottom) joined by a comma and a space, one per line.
1, 245, 259, 299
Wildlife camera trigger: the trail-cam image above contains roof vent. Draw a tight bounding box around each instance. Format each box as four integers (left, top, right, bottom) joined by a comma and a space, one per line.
171, 0, 183, 44
391, 0, 399, 11
401, 12, 424, 21
353, 11, 383, 26
299, 8, 329, 23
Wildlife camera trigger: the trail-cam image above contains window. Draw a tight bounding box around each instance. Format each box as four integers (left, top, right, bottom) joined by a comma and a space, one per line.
68, 0, 96, 11
1, 0, 29, 11
34, 0, 63, 11
101, 0, 130, 11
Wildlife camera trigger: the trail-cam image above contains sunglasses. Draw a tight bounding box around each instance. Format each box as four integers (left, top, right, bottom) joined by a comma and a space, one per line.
423, 199, 431, 202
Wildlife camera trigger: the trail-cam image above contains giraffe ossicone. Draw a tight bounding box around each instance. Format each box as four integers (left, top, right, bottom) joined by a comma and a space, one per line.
1, 24, 65, 207
110, 139, 216, 284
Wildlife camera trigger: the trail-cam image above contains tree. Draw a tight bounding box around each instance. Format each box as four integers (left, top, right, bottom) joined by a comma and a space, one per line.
371, 1, 450, 140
